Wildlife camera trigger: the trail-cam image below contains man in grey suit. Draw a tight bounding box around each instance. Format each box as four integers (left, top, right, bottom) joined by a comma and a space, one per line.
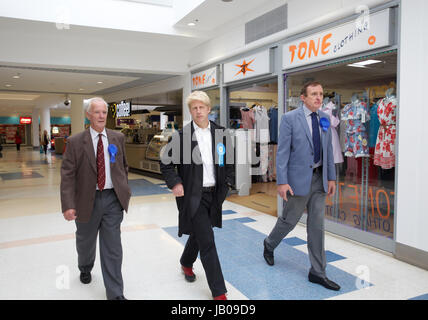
263, 81, 340, 291
61, 97, 131, 300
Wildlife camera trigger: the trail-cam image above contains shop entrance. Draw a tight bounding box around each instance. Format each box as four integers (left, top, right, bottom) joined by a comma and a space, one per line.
225, 78, 279, 216
286, 50, 397, 241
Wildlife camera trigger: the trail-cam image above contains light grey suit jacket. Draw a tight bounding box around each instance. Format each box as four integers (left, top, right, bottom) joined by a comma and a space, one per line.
276, 106, 336, 196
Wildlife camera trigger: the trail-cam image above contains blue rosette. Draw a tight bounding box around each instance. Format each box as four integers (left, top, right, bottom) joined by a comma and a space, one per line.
319, 117, 330, 132
216, 143, 225, 167
108, 144, 118, 163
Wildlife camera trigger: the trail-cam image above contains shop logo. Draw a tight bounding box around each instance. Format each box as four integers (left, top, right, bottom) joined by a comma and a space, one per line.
235, 58, 255, 76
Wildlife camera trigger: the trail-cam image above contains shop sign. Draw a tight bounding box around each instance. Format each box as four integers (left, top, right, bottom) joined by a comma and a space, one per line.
19, 117, 32, 124
116, 101, 131, 118
282, 9, 391, 70
224, 50, 271, 84
191, 67, 217, 90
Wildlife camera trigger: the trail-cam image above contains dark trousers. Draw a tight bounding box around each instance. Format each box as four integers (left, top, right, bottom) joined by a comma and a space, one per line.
16, 144, 20, 151
43, 145, 48, 155
75, 189, 124, 300
180, 191, 227, 297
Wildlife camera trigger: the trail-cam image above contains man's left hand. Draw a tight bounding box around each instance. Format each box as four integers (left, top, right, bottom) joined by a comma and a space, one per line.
327, 181, 336, 197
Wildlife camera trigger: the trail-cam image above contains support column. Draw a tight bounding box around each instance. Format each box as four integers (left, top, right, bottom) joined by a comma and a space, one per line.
70, 95, 86, 136
31, 108, 40, 149
182, 73, 191, 126
40, 107, 51, 142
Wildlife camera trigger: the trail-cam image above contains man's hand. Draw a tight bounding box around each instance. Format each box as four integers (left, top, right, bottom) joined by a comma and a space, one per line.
172, 183, 184, 197
278, 184, 294, 202
63, 209, 77, 221
327, 180, 336, 197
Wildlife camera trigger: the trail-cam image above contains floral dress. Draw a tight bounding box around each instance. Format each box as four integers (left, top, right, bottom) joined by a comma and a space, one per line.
374, 96, 397, 169
341, 101, 370, 158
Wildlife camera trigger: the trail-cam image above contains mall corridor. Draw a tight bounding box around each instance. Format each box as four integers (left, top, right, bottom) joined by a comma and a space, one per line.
0, 146, 427, 300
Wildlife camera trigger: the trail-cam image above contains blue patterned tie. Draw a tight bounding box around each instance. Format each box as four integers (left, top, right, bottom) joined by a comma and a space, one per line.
311, 112, 321, 164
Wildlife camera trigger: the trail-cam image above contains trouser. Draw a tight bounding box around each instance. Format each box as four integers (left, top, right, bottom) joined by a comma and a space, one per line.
75, 189, 124, 299
16, 144, 20, 151
265, 170, 327, 278
180, 191, 227, 297
43, 145, 48, 154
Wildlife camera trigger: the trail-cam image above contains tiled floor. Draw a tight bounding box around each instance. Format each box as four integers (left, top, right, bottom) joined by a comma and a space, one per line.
0, 147, 428, 300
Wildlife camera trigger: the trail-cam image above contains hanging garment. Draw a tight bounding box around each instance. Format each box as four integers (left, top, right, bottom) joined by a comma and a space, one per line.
254, 105, 270, 144
368, 103, 380, 148
268, 107, 278, 144
374, 96, 397, 169
240, 108, 255, 129
322, 102, 344, 164
341, 101, 370, 158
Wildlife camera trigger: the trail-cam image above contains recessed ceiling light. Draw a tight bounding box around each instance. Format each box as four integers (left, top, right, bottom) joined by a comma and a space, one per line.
5, 84, 12, 87
97, 81, 103, 84
13, 74, 20, 79
188, 22, 196, 26
79, 88, 85, 91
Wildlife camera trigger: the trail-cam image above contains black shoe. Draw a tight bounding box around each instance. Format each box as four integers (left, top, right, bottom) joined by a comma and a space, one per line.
80, 272, 91, 284
263, 239, 274, 266
112, 295, 127, 300
308, 272, 340, 291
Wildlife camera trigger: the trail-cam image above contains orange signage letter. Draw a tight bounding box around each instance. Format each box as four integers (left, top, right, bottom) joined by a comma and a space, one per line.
321, 33, 332, 55
308, 39, 320, 58
298, 42, 307, 60
289, 45, 297, 63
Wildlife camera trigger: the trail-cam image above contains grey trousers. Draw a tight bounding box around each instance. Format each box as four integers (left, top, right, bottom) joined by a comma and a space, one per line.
265, 171, 327, 278
75, 189, 124, 300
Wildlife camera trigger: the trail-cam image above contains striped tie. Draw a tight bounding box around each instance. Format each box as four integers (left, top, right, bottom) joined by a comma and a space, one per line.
97, 134, 105, 190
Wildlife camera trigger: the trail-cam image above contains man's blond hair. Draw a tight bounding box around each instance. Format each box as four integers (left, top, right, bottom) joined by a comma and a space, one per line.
186, 91, 211, 109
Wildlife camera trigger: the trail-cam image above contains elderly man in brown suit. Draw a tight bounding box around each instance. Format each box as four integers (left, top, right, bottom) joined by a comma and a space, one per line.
61, 97, 131, 300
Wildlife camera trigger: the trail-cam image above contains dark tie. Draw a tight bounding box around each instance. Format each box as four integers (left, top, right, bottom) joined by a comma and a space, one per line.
311, 112, 321, 164
97, 133, 105, 190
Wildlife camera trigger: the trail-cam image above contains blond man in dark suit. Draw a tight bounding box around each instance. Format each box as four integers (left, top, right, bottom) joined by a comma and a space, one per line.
61, 97, 131, 300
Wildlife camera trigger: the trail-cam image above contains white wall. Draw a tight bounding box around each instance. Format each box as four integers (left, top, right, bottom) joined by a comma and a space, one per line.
396, 0, 428, 252
188, 0, 389, 69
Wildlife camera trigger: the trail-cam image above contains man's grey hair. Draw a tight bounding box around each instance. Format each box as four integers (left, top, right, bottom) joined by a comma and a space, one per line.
85, 97, 108, 113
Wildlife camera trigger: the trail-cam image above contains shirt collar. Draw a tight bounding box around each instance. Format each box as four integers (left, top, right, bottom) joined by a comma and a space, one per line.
89, 126, 106, 140
303, 104, 319, 117
193, 120, 211, 132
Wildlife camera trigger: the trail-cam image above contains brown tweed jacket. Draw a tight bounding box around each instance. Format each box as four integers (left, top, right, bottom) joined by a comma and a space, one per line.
60, 128, 131, 223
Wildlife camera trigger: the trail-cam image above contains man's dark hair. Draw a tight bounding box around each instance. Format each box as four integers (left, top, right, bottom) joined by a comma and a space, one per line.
300, 81, 323, 96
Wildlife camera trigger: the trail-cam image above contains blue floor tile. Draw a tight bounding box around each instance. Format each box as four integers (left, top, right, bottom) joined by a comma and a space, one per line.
0, 172, 43, 180
325, 250, 346, 263
129, 178, 171, 196
282, 237, 307, 246
163, 217, 370, 300
222, 210, 237, 215
234, 217, 257, 223
409, 293, 428, 300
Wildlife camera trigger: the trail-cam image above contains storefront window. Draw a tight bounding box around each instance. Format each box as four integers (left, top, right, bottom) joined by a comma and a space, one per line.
285, 51, 397, 239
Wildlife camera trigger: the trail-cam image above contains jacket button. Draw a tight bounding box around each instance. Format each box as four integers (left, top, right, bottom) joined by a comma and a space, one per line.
310, 165, 313, 168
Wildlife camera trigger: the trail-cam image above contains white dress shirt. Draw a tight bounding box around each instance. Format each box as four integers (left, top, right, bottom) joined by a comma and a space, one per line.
303, 105, 322, 168
90, 127, 113, 190
193, 121, 216, 187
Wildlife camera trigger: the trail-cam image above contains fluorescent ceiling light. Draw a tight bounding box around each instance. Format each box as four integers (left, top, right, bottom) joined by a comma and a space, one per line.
348, 59, 382, 68
0, 93, 40, 100
187, 22, 196, 26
